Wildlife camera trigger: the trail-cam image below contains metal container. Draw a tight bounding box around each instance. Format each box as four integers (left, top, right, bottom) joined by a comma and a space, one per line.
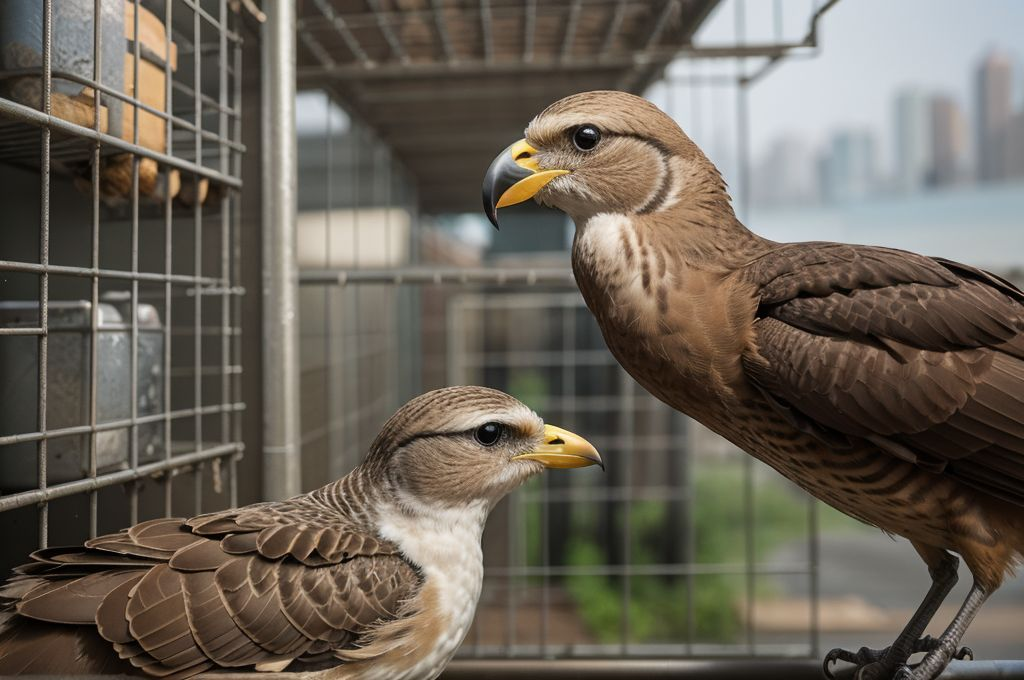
0, 0, 124, 134
0, 299, 164, 491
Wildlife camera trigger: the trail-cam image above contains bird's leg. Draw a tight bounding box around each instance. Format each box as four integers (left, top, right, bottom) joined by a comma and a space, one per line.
893, 581, 989, 680
866, 548, 963, 670
823, 546, 959, 680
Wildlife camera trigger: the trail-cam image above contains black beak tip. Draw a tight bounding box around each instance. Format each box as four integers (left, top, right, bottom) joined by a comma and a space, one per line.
484, 142, 532, 231
484, 200, 500, 230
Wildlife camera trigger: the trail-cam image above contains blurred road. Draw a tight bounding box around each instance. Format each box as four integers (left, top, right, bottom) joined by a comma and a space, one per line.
766, 532, 1024, 660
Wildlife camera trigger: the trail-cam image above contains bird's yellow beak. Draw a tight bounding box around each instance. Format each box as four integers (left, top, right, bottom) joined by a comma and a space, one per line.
482, 139, 569, 229
512, 424, 603, 470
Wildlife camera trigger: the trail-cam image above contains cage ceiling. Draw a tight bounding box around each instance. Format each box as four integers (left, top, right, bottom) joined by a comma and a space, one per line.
296, 0, 722, 213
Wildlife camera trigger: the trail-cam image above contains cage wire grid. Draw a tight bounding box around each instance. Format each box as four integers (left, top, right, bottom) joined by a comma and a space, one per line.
0, 0, 245, 563
0, 0, 834, 667
292, 2, 825, 653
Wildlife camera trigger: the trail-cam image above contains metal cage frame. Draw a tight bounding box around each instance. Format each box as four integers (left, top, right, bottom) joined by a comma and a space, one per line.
285, 0, 840, 662
0, 0, 246, 558
6, 1, 1019, 678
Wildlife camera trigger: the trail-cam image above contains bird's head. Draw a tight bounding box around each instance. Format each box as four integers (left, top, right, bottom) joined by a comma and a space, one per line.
483, 90, 727, 227
365, 386, 602, 509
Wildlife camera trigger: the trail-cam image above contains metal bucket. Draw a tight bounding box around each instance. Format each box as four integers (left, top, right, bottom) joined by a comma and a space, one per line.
0, 299, 164, 491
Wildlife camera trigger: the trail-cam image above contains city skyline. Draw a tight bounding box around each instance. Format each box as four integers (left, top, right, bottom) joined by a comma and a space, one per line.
752, 46, 1024, 208
739, 0, 1024, 162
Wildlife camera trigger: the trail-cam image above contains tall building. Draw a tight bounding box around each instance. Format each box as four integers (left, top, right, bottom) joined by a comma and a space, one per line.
819, 129, 877, 204
929, 95, 969, 187
751, 135, 819, 207
894, 88, 933, 192
1009, 109, 1024, 179
974, 49, 1014, 182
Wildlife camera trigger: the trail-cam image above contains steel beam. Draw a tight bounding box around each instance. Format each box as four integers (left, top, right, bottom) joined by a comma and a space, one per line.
431, 0, 455, 62
366, 0, 408, 63
561, 0, 582, 61
297, 43, 806, 80
437, 660, 1024, 680
299, 267, 575, 287
261, 1, 302, 501
480, 0, 494, 63
522, 0, 537, 62
600, 0, 628, 55
310, 0, 372, 68
618, 0, 679, 90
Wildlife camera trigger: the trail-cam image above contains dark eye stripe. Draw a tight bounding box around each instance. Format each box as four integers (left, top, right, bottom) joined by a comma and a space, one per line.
607, 131, 672, 158
391, 423, 521, 451
604, 132, 673, 214
390, 431, 450, 451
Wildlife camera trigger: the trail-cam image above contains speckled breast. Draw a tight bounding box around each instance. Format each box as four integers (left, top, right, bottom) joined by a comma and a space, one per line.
593, 305, 958, 550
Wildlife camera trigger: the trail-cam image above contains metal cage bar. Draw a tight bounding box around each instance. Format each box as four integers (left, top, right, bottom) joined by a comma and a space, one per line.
288, 2, 843, 662
0, 0, 246, 571
36, 0, 53, 549
261, 0, 302, 501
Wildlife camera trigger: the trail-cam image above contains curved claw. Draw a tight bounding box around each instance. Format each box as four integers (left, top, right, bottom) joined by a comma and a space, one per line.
823, 647, 853, 680
823, 654, 838, 680
819, 647, 851, 675
823, 646, 885, 679
822, 637, 964, 680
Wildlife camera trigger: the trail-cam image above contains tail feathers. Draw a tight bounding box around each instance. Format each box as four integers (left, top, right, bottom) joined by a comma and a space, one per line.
0, 607, 137, 675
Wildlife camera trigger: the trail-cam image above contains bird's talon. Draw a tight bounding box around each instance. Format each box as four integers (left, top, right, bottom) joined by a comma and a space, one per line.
823, 646, 892, 679
821, 638, 969, 680
893, 664, 915, 680
822, 649, 845, 680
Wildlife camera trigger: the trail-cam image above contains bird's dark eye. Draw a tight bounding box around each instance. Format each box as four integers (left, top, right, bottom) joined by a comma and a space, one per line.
475, 422, 504, 446
572, 124, 601, 151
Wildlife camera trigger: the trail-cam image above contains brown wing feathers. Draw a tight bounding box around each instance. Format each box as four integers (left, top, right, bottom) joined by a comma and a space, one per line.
0, 509, 421, 677
743, 244, 1024, 504
17, 571, 146, 625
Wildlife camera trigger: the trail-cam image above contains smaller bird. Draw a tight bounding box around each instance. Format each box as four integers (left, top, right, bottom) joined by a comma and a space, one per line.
0, 386, 602, 679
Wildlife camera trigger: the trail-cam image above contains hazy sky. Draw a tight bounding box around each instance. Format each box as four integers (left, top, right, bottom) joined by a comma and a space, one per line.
690, 0, 1024, 164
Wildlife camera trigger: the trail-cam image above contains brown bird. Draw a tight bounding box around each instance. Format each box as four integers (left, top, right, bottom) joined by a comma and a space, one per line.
0, 386, 602, 679
483, 91, 1024, 680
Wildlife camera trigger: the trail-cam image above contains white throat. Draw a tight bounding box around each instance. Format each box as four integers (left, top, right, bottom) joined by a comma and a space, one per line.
573, 212, 681, 336
378, 494, 489, 571
375, 495, 489, 677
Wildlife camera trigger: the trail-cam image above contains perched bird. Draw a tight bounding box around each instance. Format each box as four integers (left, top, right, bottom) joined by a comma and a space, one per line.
0, 386, 601, 679
483, 91, 1024, 680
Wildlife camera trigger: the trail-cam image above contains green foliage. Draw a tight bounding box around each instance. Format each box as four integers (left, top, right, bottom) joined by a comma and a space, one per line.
507, 370, 550, 413
557, 460, 868, 644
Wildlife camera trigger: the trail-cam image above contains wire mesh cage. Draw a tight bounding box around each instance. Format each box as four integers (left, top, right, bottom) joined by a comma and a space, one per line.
278, 0, 848, 667
3, 0, 960, 675
291, 77, 824, 660
0, 0, 246, 573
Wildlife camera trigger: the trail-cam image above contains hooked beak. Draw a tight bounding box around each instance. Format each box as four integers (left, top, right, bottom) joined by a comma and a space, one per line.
511, 424, 603, 470
482, 139, 569, 229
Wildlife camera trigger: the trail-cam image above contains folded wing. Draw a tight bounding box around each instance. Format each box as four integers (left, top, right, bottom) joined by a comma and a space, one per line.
1, 510, 420, 678
740, 243, 1024, 505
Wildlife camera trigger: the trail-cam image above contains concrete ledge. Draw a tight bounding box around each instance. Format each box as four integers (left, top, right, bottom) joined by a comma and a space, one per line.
438, 659, 1024, 680
34, 658, 1022, 679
